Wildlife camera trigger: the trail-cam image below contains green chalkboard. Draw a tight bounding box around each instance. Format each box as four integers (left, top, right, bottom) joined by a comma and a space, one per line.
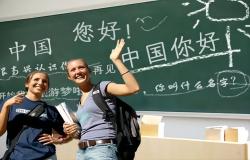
0, 0, 250, 114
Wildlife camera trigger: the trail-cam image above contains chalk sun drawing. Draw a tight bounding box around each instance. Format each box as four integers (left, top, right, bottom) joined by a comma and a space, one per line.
183, 0, 250, 38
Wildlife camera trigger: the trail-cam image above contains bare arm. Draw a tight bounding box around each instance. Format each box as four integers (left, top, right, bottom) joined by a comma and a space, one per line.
38, 123, 80, 145
0, 93, 25, 136
38, 132, 73, 145
107, 39, 140, 96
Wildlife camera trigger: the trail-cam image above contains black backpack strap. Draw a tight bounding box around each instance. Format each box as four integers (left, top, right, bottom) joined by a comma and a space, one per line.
92, 83, 116, 129
1, 103, 45, 160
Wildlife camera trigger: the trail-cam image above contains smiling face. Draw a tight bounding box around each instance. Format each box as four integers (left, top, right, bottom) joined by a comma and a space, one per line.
66, 59, 90, 85
25, 71, 49, 99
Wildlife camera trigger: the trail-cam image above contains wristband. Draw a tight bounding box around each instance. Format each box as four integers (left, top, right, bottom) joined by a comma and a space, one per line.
121, 70, 129, 76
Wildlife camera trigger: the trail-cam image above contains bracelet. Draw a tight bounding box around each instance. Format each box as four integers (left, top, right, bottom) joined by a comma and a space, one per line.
121, 70, 129, 76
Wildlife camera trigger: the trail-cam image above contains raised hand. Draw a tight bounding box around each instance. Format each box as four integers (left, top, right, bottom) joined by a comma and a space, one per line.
110, 39, 125, 61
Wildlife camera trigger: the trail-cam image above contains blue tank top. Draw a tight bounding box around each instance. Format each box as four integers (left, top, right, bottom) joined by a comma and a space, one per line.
76, 81, 116, 141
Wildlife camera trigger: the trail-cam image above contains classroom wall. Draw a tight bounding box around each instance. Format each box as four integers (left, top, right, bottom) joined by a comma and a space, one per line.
0, 0, 153, 22
0, 0, 249, 157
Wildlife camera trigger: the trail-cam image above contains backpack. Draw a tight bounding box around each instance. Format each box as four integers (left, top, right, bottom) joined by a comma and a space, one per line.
92, 83, 141, 160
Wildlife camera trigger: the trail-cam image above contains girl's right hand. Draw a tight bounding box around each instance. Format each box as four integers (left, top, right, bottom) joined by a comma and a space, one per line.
5, 93, 25, 107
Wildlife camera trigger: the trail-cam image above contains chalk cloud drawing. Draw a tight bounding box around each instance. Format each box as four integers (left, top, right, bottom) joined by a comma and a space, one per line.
135, 16, 168, 31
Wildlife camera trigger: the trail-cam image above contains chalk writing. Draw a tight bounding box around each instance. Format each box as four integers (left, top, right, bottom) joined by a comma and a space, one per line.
73, 21, 94, 42
217, 70, 250, 97
73, 20, 124, 42
0, 30, 241, 79
146, 42, 166, 64
122, 47, 139, 69
8, 38, 51, 62
171, 36, 195, 59
132, 26, 240, 73
144, 70, 250, 98
0, 61, 66, 80
0, 86, 81, 101
98, 21, 121, 41
9, 42, 26, 62
196, 32, 219, 55
34, 38, 52, 56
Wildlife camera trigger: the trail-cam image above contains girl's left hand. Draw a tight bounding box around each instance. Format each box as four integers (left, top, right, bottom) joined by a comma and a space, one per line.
110, 39, 125, 61
63, 123, 80, 136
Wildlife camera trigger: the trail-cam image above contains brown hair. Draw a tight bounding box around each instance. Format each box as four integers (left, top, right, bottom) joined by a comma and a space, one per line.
25, 71, 50, 91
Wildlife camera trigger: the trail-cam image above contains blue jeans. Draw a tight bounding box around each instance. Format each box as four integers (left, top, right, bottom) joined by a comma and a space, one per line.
76, 144, 118, 160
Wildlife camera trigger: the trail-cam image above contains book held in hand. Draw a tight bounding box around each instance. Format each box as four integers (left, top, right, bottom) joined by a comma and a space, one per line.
55, 102, 75, 124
